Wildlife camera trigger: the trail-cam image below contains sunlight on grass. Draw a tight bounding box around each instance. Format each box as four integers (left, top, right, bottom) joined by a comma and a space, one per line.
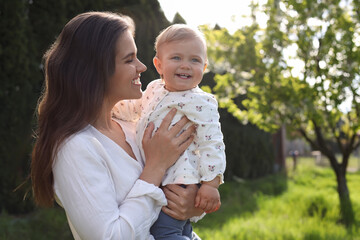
193, 157, 360, 240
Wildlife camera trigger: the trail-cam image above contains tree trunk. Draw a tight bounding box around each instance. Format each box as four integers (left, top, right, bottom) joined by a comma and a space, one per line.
300, 125, 356, 226
334, 164, 355, 226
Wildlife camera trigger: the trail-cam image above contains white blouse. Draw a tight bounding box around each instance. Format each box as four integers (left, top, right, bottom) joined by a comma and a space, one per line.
53, 120, 167, 240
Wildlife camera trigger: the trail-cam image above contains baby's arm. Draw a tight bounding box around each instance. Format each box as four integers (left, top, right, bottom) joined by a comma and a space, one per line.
195, 176, 221, 213
112, 99, 142, 122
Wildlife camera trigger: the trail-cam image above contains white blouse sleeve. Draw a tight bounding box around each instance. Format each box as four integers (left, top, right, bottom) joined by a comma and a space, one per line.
53, 134, 166, 240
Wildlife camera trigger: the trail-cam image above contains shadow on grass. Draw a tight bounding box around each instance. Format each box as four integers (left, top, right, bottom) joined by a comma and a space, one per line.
0, 205, 72, 240
194, 172, 288, 230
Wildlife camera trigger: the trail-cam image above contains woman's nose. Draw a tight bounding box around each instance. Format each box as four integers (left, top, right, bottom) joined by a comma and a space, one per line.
138, 60, 147, 73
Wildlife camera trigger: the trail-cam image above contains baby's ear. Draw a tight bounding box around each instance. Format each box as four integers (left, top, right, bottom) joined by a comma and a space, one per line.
203, 63, 208, 72
153, 56, 162, 74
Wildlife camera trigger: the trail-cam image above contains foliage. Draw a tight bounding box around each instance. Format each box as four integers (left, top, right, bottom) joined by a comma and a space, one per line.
200, 23, 275, 180
1, 158, 359, 239
203, 0, 360, 225
201, 23, 263, 123
0, 0, 38, 214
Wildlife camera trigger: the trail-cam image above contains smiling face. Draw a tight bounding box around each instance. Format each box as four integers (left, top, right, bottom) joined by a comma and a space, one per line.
153, 38, 207, 92
107, 30, 147, 103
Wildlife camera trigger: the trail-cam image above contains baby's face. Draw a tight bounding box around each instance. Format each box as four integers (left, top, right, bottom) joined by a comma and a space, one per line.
155, 38, 207, 92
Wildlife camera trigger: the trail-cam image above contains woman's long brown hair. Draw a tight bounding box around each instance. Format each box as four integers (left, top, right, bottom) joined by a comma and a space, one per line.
31, 12, 135, 207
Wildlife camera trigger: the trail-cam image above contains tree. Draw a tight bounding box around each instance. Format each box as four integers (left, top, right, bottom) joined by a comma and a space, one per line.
172, 12, 186, 24
205, 0, 359, 225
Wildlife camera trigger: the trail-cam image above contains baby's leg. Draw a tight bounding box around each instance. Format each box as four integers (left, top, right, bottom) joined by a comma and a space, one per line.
182, 219, 193, 237
150, 210, 191, 239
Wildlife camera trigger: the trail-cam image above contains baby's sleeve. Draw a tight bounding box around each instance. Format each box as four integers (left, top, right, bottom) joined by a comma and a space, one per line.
182, 93, 226, 184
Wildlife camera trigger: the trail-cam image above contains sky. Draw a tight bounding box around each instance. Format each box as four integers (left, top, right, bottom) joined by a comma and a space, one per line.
158, 0, 267, 33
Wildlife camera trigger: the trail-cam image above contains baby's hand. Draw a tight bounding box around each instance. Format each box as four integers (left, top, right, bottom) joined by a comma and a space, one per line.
195, 184, 221, 213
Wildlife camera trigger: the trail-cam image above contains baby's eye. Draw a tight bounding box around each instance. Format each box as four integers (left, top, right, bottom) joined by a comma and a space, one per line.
172, 56, 181, 60
192, 58, 201, 63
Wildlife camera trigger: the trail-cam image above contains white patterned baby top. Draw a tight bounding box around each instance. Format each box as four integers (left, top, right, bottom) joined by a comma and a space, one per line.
113, 79, 226, 186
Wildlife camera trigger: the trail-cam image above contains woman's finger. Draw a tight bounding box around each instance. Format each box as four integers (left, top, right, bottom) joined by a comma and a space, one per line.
177, 133, 195, 154
174, 124, 196, 145
142, 122, 155, 143
165, 198, 181, 214
168, 115, 190, 137
158, 108, 177, 131
163, 184, 204, 220
163, 185, 183, 201
163, 197, 187, 220
162, 206, 183, 220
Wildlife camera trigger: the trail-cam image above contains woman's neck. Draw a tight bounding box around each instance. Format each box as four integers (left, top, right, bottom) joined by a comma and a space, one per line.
92, 101, 114, 131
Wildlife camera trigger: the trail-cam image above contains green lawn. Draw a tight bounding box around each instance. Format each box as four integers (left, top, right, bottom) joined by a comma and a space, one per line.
1, 156, 359, 240
193, 157, 360, 239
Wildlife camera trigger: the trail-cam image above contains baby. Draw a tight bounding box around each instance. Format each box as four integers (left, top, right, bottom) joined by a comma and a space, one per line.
114, 24, 226, 239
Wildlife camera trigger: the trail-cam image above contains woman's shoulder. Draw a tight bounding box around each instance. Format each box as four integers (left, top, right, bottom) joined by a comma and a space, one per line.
58, 126, 100, 154
54, 125, 108, 170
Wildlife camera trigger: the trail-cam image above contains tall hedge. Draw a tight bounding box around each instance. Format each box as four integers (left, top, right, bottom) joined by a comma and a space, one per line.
0, 0, 169, 214
0, 0, 37, 213
219, 109, 275, 180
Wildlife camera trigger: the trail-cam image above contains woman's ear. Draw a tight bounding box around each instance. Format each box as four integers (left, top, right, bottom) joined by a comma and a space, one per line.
153, 56, 162, 75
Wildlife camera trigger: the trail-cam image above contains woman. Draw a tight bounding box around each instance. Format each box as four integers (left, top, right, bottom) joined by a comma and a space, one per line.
31, 11, 203, 239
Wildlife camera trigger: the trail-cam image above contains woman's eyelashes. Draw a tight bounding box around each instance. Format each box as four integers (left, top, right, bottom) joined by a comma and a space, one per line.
125, 57, 134, 63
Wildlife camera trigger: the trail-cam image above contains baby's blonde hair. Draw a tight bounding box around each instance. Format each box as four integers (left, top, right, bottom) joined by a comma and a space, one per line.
154, 24, 207, 57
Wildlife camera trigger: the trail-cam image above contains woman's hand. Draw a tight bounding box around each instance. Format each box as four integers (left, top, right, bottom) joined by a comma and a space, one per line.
162, 184, 204, 220
140, 108, 196, 186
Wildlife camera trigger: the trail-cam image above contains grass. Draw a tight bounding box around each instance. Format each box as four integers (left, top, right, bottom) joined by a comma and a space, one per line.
193, 157, 360, 239
1, 156, 359, 239
0, 207, 72, 240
